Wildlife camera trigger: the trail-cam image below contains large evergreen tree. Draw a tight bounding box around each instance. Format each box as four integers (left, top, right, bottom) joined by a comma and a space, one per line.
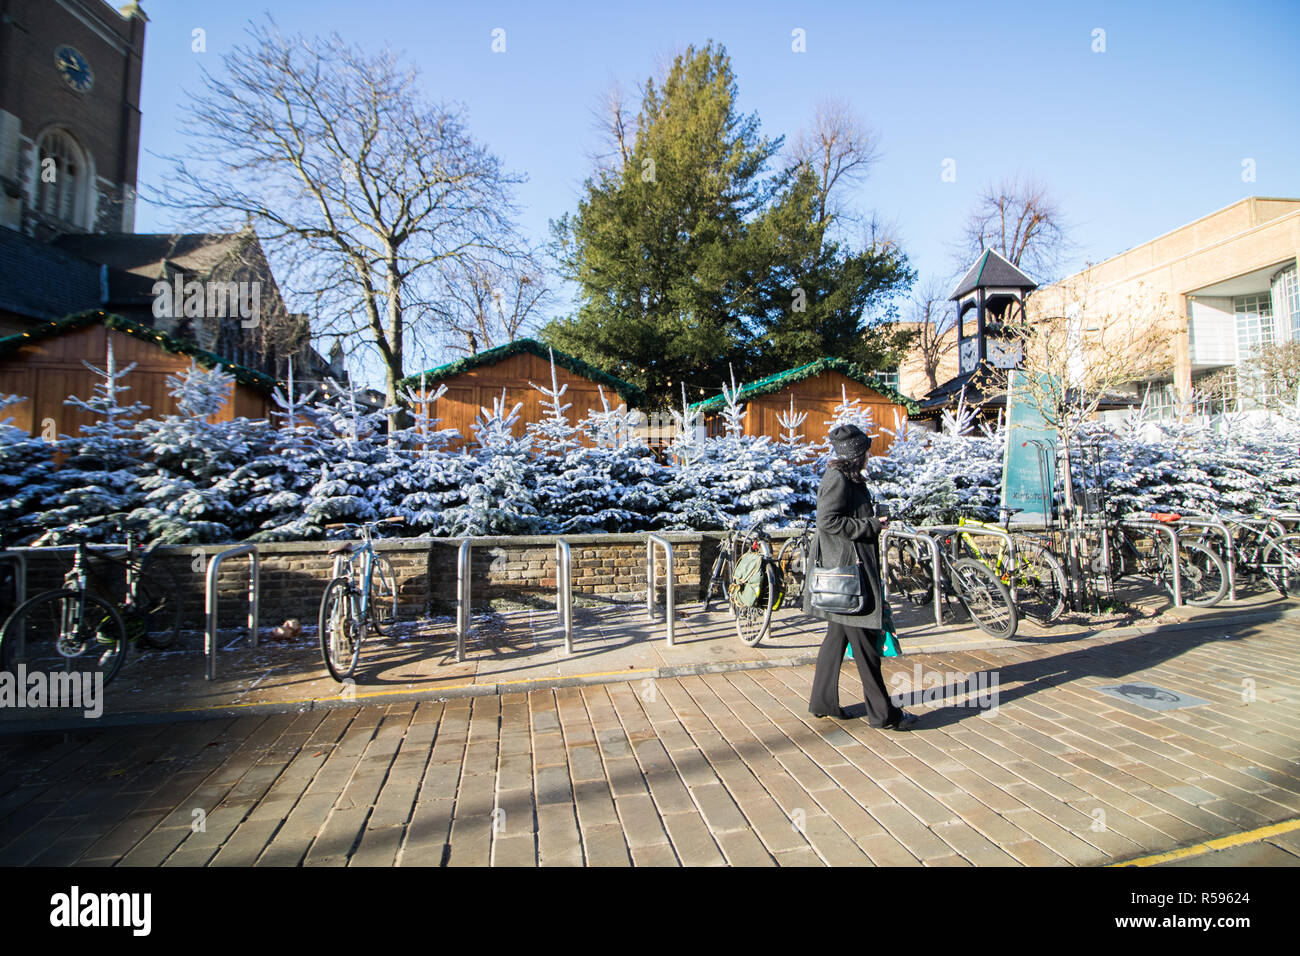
544, 43, 913, 407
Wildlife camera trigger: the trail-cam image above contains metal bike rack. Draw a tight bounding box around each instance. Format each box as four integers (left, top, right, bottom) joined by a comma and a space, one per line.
881, 527, 944, 627
1118, 519, 1182, 607
456, 539, 472, 663
1153, 513, 1236, 602
0, 550, 27, 613
556, 539, 573, 655
925, 522, 1019, 602
646, 534, 676, 646
204, 544, 260, 681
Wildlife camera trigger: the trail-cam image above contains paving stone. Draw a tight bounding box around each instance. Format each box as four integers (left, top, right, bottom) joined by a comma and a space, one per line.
582, 822, 632, 866
660, 811, 727, 866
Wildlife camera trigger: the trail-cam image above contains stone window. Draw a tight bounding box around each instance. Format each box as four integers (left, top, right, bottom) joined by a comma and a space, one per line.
34, 129, 91, 228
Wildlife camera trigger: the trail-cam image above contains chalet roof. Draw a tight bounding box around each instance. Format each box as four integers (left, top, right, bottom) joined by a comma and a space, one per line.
950, 248, 1038, 299
0, 310, 278, 391
399, 337, 648, 409
52, 231, 256, 281
690, 357, 920, 413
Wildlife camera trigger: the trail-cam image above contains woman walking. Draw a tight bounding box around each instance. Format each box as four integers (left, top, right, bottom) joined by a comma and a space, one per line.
804, 424, 917, 731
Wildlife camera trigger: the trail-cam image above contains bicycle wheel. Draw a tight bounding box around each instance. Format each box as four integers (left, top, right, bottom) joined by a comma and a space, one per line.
775, 536, 808, 605
1, 589, 126, 685
1259, 533, 1300, 595
730, 559, 776, 647
885, 539, 932, 607
319, 576, 361, 682
134, 563, 184, 649
365, 554, 398, 636
949, 558, 1018, 638
1171, 540, 1228, 607
1013, 545, 1067, 624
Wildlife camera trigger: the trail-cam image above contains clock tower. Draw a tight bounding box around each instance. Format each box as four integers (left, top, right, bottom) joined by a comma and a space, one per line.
0, 0, 146, 237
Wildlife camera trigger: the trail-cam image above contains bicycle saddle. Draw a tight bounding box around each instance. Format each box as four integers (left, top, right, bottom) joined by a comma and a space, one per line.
1149, 512, 1182, 523
328, 542, 354, 555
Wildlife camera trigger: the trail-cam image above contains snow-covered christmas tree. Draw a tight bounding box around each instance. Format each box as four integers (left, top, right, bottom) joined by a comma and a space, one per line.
0, 394, 58, 546
131, 362, 264, 543
36, 340, 150, 543
440, 390, 541, 536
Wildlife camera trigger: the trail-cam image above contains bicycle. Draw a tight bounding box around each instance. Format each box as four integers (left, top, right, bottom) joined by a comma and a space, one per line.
1094, 512, 1228, 607
956, 508, 1067, 625
0, 529, 182, 685
703, 522, 781, 647
318, 517, 402, 681
775, 522, 813, 606
1188, 511, 1300, 595
884, 524, 1019, 639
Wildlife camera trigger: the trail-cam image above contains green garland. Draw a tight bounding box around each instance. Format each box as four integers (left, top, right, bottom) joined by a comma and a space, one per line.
691, 357, 920, 413
0, 309, 278, 391
399, 337, 647, 408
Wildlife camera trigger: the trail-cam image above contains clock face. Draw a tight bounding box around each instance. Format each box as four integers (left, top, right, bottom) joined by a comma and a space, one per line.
55, 45, 94, 93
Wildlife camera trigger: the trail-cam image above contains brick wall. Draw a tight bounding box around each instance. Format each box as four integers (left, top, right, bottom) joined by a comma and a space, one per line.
8, 532, 776, 632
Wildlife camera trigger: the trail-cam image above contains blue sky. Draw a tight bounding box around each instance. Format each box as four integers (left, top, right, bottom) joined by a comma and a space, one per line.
133, 0, 1300, 347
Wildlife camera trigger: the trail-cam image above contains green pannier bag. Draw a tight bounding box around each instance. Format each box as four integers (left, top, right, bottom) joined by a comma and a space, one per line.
732, 551, 767, 607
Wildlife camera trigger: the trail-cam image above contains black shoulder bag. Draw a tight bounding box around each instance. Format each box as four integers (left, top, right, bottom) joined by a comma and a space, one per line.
808, 535, 868, 615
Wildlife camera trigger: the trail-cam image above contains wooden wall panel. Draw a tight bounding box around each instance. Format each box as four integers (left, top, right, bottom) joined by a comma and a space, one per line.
411, 352, 634, 448
0, 326, 270, 438
704, 370, 906, 456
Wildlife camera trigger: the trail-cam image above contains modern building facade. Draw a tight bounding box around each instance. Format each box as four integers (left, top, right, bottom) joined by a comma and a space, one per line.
1037, 197, 1300, 416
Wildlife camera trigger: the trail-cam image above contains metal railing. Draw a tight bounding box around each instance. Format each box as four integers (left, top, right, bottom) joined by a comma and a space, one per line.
204, 544, 260, 681
646, 534, 676, 646
1118, 518, 1182, 606
925, 522, 1019, 602
880, 527, 945, 627
556, 539, 573, 654
456, 539, 472, 663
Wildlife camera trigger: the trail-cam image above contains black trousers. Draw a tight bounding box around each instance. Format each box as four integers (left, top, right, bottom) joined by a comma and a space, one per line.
809, 621, 901, 726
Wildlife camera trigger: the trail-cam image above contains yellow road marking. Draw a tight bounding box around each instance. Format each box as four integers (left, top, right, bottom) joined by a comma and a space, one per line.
1110, 817, 1300, 866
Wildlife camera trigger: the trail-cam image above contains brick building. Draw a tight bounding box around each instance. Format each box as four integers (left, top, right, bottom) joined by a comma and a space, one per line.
0, 0, 146, 237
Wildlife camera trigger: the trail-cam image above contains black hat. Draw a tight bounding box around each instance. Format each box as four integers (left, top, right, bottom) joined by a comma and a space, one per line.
828, 424, 872, 460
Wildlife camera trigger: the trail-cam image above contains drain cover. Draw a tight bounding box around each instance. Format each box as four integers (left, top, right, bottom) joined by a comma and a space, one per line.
1095, 682, 1208, 711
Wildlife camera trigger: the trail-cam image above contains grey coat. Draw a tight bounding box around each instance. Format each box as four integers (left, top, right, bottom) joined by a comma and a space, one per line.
802, 465, 885, 630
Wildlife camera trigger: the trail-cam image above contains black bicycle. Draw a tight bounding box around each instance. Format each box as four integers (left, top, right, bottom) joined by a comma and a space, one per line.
703, 522, 781, 647
0, 530, 183, 685
884, 524, 1019, 639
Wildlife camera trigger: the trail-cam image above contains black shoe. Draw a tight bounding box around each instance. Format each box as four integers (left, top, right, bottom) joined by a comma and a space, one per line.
885, 711, 920, 732
811, 708, 851, 720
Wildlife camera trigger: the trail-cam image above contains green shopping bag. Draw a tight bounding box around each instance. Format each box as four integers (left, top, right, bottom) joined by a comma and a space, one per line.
845, 604, 900, 659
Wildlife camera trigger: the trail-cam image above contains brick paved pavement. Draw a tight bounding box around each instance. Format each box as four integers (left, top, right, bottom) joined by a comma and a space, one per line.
1, 612, 1297, 866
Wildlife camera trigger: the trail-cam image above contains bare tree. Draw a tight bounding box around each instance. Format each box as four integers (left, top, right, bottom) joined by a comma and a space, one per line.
907, 275, 959, 391
1197, 341, 1300, 413
588, 79, 634, 175
436, 253, 552, 357
960, 174, 1071, 280
1016, 276, 1178, 433
789, 97, 881, 239
150, 18, 525, 422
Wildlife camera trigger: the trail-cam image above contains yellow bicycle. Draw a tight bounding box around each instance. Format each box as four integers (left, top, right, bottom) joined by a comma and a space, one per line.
956, 509, 1067, 624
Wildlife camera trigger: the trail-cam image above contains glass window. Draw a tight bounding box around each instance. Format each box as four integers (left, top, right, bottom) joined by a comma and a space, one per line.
1271, 264, 1299, 343
1234, 292, 1275, 358
876, 368, 899, 391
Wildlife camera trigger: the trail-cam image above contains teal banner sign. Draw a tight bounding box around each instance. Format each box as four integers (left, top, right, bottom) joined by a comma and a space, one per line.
1001, 370, 1057, 526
